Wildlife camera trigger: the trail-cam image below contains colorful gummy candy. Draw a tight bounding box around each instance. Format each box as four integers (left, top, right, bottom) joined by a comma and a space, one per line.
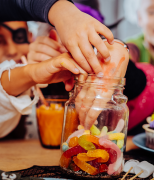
63, 145, 87, 158
66, 129, 84, 143
60, 119, 125, 176
99, 138, 122, 175
108, 133, 125, 140
99, 164, 108, 173
69, 137, 78, 147
90, 125, 100, 136
117, 139, 124, 149
78, 135, 96, 150
60, 154, 71, 168
62, 142, 69, 152
87, 149, 109, 162
73, 156, 99, 175
100, 126, 108, 137
77, 153, 97, 162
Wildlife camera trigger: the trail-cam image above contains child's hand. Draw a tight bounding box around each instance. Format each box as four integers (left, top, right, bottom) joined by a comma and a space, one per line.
30, 53, 87, 91
28, 30, 67, 64
75, 40, 129, 129
48, 1, 114, 75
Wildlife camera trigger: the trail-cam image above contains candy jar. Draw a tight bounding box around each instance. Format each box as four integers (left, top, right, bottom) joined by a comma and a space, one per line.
60, 75, 129, 177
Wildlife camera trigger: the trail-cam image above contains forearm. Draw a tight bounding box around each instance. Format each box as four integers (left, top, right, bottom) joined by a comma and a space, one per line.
1, 65, 35, 96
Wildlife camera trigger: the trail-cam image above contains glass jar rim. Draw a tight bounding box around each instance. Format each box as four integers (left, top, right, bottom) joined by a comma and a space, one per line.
75, 74, 125, 88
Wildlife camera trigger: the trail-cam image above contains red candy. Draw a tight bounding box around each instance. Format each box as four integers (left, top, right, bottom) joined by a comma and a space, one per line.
60, 154, 71, 168
63, 145, 87, 158
99, 164, 108, 173
69, 162, 80, 171
104, 148, 117, 164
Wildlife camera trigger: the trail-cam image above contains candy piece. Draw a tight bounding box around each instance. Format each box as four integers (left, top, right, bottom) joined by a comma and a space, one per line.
123, 159, 139, 173
99, 138, 122, 175
63, 145, 87, 158
60, 154, 71, 168
66, 129, 84, 143
83, 130, 90, 135
99, 164, 108, 173
108, 133, 125, 140
105, 148, 117, 164
77, 153, 97, 161
62, 144, 69, 152
78, 125, 84, 130
134, 161, 154, 178
69, 162, 80, 171
78, 135, 96, 150
120, 147, 124, 152
114, 119, 125, 133
112, 140, 117, 144
87, 149, 109, 162
100, 126, 108, 137
107, 131, 115, 135
69, 137, 78, 147
88, 159, 101, 169
117, 139, 124, 149
73, 156, 99, 175
90, 125, 100, 136
85, 134, 100, 146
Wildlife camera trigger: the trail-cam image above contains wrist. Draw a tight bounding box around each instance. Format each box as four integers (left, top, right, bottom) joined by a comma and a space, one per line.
48, 0, 77, 26
24, 64, 36, 86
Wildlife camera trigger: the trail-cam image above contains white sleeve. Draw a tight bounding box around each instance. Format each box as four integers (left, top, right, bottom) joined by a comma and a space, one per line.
0, 60, 39, 138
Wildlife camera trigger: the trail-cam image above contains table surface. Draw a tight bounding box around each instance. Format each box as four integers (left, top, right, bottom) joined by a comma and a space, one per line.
0, 136, 138, 172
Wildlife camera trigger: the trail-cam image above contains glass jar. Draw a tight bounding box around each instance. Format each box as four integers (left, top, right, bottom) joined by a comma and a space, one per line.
36, 95, 67, 149
60, 75, 129, 177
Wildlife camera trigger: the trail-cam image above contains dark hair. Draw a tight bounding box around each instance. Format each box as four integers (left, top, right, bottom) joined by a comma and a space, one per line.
73, 0, 99, 11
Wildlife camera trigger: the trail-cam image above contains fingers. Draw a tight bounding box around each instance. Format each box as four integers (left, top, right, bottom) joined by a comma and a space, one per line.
64, 76, 74, 91
47, 53, 79, 75
67, 45, 93, 73
78, 34, 103, 74
89, 29, 111, 63
35, 36, 67, 53
95, 21, 114, 45
32, 43, 62, 57
28, 51, 51, 64
79, 86, 96, 126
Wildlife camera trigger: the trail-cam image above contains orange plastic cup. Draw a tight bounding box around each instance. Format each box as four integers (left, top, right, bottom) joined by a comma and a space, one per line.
36, 97, 67, 148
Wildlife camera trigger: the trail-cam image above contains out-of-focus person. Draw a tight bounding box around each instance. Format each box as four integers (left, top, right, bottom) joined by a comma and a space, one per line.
124, 0, 154, 64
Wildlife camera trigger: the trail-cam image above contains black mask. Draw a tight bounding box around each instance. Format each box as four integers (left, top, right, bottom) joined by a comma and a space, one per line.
0, 23, 29, 44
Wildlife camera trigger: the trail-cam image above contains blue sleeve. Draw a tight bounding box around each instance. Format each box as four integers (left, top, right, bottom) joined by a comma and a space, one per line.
0, 0, 73, 23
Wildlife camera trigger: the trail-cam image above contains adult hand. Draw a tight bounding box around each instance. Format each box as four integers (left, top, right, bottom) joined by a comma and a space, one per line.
48, 0, 114, 74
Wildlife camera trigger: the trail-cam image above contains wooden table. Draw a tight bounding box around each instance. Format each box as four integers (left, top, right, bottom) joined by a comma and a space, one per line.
0, 136, 138, 172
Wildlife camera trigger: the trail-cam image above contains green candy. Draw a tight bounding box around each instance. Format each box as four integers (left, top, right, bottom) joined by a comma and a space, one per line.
117, 139, 124, 149
78, 135, 96, 150
90, 125, 100, 136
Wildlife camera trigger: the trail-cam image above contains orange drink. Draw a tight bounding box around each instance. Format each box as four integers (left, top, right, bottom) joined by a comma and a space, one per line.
36, 98, 67, 148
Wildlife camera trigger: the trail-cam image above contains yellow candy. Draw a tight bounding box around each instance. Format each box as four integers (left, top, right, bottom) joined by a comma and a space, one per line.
117, 139, 124, 149
90, 125, 100, 136
108, 133, 125, 140
78, 125, 84, 130
100, 126, 108, 136
83, 130, 90, 135
62, 142, 68, 146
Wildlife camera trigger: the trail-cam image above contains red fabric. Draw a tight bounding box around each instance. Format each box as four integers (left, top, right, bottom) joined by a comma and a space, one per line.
127, 63, 154, 130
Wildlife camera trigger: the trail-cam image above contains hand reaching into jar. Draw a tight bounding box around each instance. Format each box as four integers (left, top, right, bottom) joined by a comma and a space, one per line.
75, 39, 129, 129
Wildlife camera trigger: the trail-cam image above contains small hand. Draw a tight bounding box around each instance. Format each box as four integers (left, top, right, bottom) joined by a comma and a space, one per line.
27, 29, 67, 64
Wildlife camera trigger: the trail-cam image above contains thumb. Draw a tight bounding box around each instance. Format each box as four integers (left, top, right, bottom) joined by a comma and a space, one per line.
49, 29, 60, 42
